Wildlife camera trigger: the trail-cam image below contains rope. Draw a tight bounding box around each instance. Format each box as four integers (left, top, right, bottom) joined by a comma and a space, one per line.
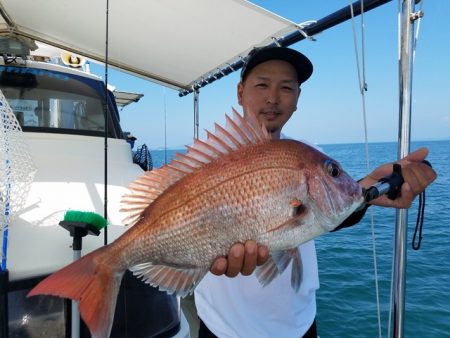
295, 21, 318, 41
412, 191, 425, 250
349, 2, 382, 337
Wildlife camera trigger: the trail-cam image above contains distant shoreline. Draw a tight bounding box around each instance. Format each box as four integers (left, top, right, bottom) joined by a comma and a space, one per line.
318, 138, 450, 147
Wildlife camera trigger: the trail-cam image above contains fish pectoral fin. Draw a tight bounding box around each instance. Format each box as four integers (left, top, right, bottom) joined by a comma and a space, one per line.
289, 198, 303, 217
130, 262, 208, 297
267, 215, 304, 233
267, 248, 303, 292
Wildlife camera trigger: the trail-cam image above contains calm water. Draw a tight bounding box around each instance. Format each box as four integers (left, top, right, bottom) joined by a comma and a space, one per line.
150, 140, 450, 338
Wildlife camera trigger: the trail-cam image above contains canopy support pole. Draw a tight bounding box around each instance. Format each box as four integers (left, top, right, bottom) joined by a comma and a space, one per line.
392, 1, 418, 337
193, 89, 199, 139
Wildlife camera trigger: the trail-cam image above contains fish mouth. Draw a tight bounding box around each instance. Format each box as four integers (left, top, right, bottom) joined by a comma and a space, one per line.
347, 183, 365, 211
353, 185, 365, 208
360, 186, 369, 203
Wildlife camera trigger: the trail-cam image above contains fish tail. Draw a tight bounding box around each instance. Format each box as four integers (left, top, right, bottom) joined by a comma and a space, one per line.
28, 245, 124, 338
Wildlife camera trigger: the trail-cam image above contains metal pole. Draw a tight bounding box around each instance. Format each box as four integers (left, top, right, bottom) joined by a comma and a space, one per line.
392, 1, 417, 336
103, 0, 110, 246
179, 0, 392, 96
71, 250, 81, 338
193, 89, 199, 139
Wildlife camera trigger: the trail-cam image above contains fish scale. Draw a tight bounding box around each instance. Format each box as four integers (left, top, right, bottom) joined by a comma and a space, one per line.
28, 109, 363, 338
127, 146, 310, 269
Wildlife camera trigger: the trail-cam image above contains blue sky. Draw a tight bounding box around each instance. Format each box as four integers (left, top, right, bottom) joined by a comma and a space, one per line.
94, 1, 450, 149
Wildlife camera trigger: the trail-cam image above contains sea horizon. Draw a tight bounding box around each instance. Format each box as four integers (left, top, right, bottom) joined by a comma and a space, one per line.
145, 138, 450, 153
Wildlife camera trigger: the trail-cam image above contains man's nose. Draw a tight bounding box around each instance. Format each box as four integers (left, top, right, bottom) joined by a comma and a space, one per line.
266, 88, 279, 104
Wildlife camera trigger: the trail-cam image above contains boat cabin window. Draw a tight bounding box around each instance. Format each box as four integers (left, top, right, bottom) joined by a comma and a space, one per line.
0, 66, 121, 137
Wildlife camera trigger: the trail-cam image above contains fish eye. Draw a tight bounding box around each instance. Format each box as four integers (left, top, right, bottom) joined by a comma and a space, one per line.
324, 159, 341, 178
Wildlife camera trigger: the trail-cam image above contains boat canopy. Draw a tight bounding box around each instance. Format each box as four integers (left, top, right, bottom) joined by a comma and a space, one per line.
0, 0, 298, 92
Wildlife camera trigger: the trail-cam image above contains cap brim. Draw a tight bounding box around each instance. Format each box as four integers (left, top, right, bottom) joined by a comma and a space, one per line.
241, 47, 313, 84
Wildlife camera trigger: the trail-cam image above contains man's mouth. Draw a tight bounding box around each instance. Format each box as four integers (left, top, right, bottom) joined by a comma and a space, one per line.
260, 111, 279, 121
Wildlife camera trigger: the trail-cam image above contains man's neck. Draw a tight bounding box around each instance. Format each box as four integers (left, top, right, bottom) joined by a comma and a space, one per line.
270, 130, 281, 140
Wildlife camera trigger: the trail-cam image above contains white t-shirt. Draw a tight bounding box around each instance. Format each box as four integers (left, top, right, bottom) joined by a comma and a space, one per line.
195, 241, 318, 338
194, 136, 321, 338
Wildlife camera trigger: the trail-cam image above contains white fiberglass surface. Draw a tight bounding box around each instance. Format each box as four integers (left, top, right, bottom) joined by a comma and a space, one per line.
7, 133, 142, 281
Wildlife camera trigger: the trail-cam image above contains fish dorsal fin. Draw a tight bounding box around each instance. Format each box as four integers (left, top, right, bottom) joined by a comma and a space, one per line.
121, 109, 270, 226
129, 262, 208, 297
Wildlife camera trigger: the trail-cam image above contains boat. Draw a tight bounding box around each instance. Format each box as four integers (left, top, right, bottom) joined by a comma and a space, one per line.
0, 40, 189, 337
0, 0, 422, 337
0, 1, 319, 336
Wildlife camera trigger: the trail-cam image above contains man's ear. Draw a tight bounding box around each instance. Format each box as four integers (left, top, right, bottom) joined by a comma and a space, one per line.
237, 82, 244, 105
293, 87, 301, 111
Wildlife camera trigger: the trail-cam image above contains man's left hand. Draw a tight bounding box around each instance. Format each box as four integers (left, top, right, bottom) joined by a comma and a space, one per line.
359, 147, 437, 209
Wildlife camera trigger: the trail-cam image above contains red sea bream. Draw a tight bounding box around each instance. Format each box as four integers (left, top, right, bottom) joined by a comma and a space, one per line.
28, 109, 364, 338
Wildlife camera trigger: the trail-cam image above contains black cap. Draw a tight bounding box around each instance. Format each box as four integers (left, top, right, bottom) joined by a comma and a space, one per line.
240, 46, 313, 84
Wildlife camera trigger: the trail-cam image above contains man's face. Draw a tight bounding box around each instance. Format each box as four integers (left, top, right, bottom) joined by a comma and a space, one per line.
237, 59, 300, 140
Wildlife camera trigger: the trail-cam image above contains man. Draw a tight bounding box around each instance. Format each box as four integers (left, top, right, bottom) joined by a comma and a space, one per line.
191, 46, 436, 338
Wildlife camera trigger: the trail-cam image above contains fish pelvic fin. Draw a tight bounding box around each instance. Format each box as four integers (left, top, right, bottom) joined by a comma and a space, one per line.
130, 262, 208, 297
27, 246, 124, 338
289, 248, 303, 292
120, 108, 271, 226
255, 248, 303, 292
255, 257, 280, 287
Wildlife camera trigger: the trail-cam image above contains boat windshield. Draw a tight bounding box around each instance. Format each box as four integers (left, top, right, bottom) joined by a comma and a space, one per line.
0, 65, 121, 137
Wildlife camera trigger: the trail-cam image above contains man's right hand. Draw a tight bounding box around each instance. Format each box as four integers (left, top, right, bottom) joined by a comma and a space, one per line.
210, 241, 269, 277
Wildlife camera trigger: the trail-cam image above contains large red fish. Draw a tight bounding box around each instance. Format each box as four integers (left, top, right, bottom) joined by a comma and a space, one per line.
28, 109, 364, 337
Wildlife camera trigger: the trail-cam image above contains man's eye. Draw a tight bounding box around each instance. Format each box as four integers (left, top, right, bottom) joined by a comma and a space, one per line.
282, 86, 294, 91
256, 83, 268, 88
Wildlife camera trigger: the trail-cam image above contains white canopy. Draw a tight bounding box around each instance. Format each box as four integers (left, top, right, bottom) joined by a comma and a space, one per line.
0, 0, 298, 92
113, 91, 144, 108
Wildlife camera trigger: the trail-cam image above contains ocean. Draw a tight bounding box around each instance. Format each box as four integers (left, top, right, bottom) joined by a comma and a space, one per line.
150, 140, 450, 338
315, 140, 450, 338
